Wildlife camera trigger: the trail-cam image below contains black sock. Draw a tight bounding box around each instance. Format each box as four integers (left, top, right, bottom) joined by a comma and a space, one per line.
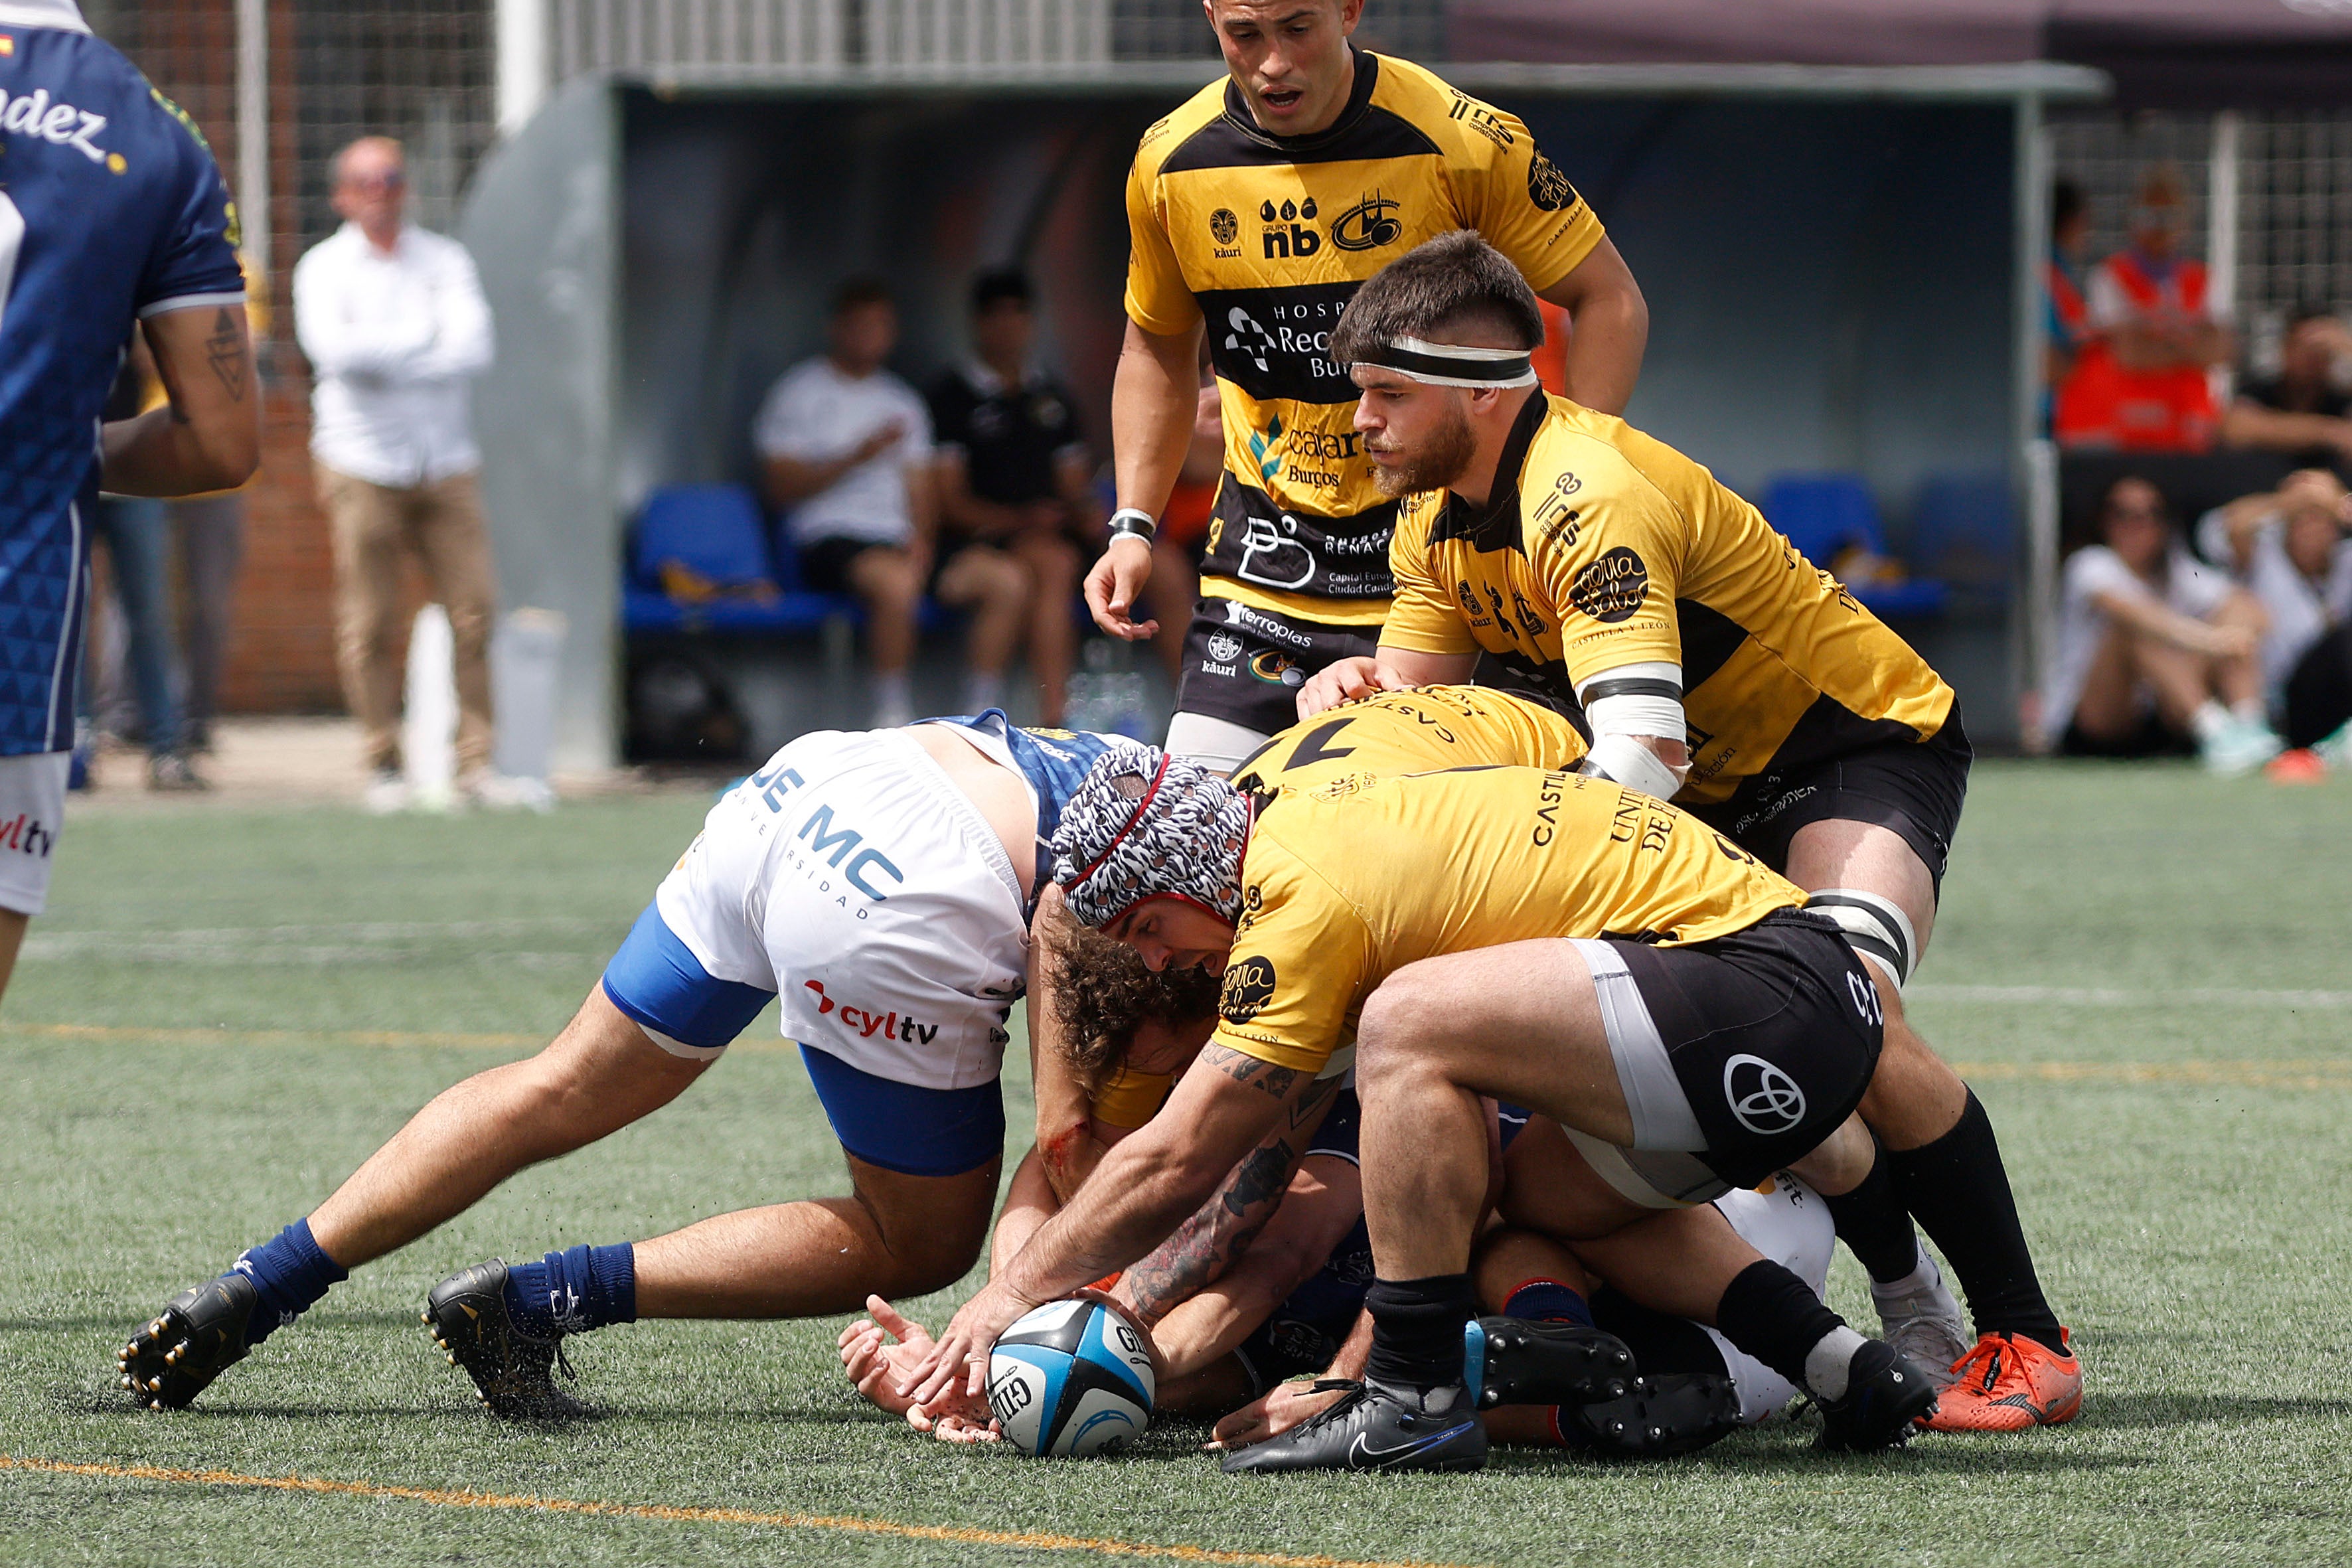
1715, 1259, 1849, 1392
1365, 1274, 1475, 1392
1885, 1091, 2065, 1352
1822, 1138, 1926, 1285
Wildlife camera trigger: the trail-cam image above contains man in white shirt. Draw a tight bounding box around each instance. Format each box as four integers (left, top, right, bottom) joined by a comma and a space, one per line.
756, 280, 1028, 728
293, 135, 499, 811
2043, 475, 2278, 772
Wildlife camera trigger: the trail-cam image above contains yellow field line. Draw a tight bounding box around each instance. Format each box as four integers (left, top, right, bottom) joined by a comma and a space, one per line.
0, 1454, 1474, 1568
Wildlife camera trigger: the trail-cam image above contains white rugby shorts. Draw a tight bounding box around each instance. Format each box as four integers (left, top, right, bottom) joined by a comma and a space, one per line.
0, 751, 69, 917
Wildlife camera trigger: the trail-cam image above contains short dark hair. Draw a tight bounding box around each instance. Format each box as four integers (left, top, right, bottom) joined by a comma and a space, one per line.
2052, 177, 2084, 232
971, 266, 1033, 314
1050, 925, 1219, 1093
832, 276, 894, 316
2286, 302, 2341, 333
2101, 473, 2169, 520
1329, 230, 1545, 370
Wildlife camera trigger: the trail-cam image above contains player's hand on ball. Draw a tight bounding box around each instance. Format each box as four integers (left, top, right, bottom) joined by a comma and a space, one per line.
907, 1384, 1002, 1443
1208, 1377, 1349, 1450
902, 1280, 1029, 1407
1084, 536, 1158, 641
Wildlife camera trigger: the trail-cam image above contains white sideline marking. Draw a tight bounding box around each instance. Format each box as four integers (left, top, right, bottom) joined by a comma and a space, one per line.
1913, 984, 2352, 1009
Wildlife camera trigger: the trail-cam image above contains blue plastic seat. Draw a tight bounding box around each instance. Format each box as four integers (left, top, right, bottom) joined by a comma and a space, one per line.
1911, 471, 2015, 593
1761, 473, 1946, 617
625, 484, 857, 634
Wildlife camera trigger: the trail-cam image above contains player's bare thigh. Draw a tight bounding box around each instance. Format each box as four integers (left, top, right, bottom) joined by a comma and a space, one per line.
1782, 817, 1938, 958
1356, 939, 1634, 1148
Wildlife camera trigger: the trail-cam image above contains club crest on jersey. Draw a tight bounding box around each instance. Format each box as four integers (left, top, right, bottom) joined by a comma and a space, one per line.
1329, 193, 1403, 252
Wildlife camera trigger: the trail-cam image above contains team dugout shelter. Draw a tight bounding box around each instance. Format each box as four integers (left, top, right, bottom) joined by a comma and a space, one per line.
459, 58, 2103, 773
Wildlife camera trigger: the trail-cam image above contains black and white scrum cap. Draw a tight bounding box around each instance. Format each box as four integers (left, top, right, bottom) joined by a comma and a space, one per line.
1348, 335, 1539, 390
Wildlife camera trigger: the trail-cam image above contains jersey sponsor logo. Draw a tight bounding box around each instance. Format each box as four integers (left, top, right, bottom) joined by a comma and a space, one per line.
1209, 206, 1241, 258
1568, 546, 1650, 623
1219, 599, 1317, 649
1200, 285, 1358, 404
1205, 631, 1244, 663
0, 87, 112, 164
803, 980, 940, 1045
1723, 1053, 1807, 1136
1247, 414, 1286, 485
1219, 955, 1278, 1024
1456, 581, 1492, 626
1328, 193, 1403, 252
1526, 147, 1579, 213
1236, 512, 1317, 589
745, 761, 907, 912
1258, 196, 1322, 260
1447, 92, 1516, 149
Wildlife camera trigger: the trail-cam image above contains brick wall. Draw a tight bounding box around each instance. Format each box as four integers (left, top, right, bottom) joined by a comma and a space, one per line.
217, 378, 342, 713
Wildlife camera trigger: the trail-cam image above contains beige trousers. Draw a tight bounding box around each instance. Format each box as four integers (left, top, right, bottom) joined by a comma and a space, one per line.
317, 463, 498, 774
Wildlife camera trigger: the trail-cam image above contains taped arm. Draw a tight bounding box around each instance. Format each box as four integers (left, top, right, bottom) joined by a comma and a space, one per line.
1574, 661, 1689, 802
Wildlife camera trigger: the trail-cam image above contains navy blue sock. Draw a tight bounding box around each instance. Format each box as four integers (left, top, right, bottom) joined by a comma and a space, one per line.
1500, 1278, 1595, 1328
232, 1218, 347, 1344
503, 1244, 637, 1339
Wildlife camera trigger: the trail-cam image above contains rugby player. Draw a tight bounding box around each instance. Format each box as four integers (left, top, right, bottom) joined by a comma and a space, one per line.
1294, 232, 2078, 1432
1079, 0, 1647, 772
902, 750, 1938, 1468
0, 0, 259, 1003
119, 715, 1141, 1415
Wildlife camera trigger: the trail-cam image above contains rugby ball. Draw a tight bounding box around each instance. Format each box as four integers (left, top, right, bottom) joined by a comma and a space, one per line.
986, 1297, 1155, 1456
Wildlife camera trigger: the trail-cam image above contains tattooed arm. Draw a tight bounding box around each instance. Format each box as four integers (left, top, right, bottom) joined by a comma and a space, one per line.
904, 1040, 1321, 1407
101, 305, 261, 495
1116, 1069, 1340, 1327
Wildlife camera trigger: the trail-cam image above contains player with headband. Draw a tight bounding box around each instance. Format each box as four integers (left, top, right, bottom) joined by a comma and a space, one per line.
1293, 230, 2078, 1435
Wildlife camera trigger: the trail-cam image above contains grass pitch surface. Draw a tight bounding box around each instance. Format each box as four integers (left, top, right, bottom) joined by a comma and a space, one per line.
1, 763, 2347, 1567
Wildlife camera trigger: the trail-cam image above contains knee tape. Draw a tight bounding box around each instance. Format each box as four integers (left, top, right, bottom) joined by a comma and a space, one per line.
1805, 889, 1919, 991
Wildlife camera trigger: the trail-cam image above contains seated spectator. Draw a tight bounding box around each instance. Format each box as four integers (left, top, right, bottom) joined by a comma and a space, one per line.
2221, 308, 2352, 468
2043, 475, 2279, 772
757, 279, 1027, 728
927, 269, 1104, 725
2053, 165, 2234, 452
2198, 469, 2352, 756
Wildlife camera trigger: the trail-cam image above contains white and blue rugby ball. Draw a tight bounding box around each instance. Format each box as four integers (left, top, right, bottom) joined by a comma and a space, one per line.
986, 1297, 1155, 1456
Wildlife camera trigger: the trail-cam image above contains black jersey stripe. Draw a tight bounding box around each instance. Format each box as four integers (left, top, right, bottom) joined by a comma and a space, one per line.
1676, 599, 1752, 693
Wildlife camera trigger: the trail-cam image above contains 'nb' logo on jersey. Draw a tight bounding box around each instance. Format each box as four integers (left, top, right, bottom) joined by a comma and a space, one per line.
0, 88, 112, 163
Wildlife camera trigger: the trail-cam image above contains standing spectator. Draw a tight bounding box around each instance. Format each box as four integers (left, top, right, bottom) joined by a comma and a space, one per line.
294, 135, 500, 814
927, 269, 1104, 724
2054, 165, 2234, 451
83, 349, 202, 790
757, 279, 1026, 728
2043, 475, 2278, 771
2221, 307, 2352, 468
2198, 469, 2352, 755
2043, 179, 2092, 435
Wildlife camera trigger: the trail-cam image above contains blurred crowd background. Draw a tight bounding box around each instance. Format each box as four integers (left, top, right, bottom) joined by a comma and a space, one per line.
75, 0, 2352, 795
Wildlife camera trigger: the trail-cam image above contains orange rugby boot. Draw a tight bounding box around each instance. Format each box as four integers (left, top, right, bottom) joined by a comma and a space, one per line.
1921, 1328, 2080, 1432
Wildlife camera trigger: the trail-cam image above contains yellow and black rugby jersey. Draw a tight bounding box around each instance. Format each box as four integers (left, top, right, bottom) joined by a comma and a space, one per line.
1090, 1061, 1178, 1131
1383, 394, 1956, 807
1228, 684, 1587, 795
1126, 52, 1605, 627
1213, 767, 1804, 1075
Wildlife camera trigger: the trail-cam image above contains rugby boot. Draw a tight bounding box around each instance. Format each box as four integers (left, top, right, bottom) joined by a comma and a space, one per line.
118, 1273, 259, 1409
1921, 1328, 2080, 1433
1221, 1379, 1486, 1474
1815, 1340, 1938, 1452
1560, 1373, 1747, 1458
1464, 1315, 1636, 1410
1869, 1256, 1970, 1389
426, 1259, 588, 1419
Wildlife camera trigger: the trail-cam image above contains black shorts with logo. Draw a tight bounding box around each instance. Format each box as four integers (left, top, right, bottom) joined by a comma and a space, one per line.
1614, 910, 1883, 1191
1688, 706, 1973, 897
1175, 599, 1381, 736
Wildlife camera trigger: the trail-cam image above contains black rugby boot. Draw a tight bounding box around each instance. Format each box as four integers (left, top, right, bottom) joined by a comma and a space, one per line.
1561, 1372, 1747, 1458
1466, 1315, 1636, 1410
1221, 1379, 1487, 1474
426, 1259, 588, 1419
1816, 1339, 1938, 1452
119, 1273, 260, 1409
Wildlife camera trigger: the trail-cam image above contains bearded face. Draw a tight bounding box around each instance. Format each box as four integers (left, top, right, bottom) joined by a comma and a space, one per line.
1367, 392, 1477, 498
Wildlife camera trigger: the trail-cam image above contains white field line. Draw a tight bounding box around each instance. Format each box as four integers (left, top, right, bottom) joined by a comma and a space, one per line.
1913, 983, 2352, 1009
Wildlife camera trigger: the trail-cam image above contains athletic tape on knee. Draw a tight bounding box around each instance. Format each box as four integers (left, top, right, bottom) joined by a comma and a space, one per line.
1805, 889, 1919, 991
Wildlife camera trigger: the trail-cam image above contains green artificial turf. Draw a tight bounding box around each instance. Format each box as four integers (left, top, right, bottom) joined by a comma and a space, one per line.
0, 763, 2347, 1566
